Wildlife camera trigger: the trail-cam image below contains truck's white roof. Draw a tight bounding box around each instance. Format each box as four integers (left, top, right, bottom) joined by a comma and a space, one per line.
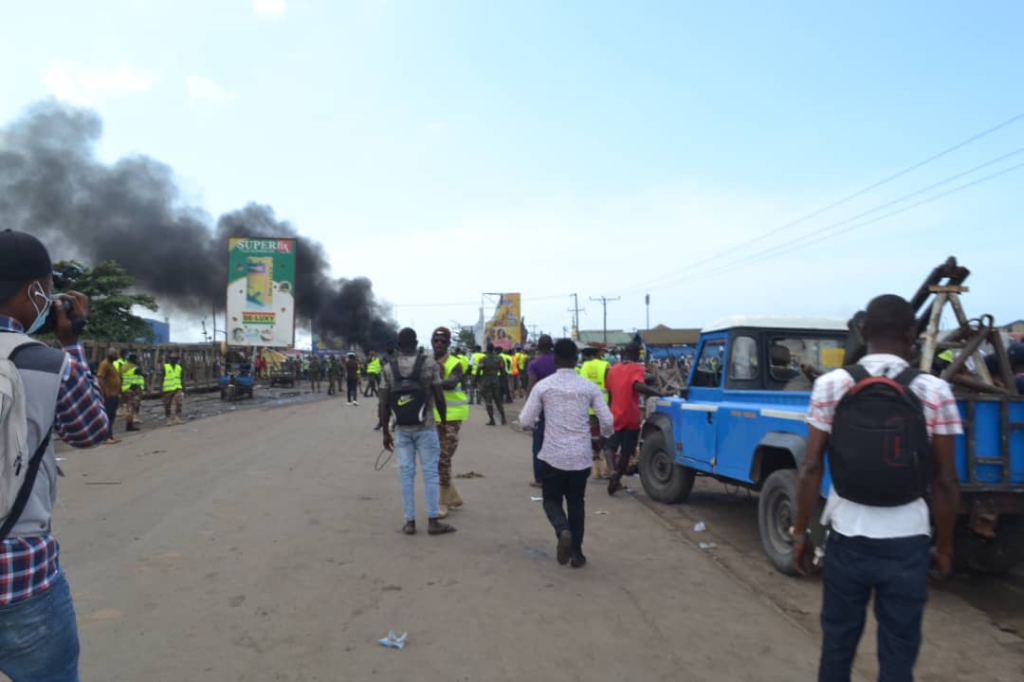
701, 315, 849, 333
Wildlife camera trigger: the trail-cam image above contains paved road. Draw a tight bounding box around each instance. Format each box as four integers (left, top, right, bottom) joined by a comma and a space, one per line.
25, 394, 1024, 681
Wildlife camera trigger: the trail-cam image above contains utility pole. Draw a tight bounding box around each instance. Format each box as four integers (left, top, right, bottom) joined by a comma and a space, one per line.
645, 293, 650, 330
568, 294, 583, 340
589, 296, 620, 346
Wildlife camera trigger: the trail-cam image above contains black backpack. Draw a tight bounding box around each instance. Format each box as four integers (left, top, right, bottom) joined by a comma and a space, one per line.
389, 356, 429, 427
828, 365, 931, 507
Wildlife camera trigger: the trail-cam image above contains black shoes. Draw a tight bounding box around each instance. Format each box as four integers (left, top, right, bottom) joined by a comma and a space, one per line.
126, 424, 140, 432
373, 424, 382, 431
486, 419, 496, 426
570, 552, 587, 569
607, 476, 622, 496
556, 530, 573, 565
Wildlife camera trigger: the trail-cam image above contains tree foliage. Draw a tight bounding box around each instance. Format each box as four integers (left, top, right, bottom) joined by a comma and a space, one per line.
456, 327, 476, 350
52, 260, 159, 343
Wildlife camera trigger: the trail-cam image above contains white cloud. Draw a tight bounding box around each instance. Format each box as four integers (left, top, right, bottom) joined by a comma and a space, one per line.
43, 60, 155, 105
186, 76, 235, 106
253, 0, 286, 18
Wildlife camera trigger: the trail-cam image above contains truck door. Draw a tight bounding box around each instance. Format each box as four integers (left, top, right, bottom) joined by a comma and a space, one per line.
677, 337, 726, 469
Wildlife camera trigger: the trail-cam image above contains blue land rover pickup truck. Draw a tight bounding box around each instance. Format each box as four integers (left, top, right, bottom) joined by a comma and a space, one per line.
640, 316, 1024, 575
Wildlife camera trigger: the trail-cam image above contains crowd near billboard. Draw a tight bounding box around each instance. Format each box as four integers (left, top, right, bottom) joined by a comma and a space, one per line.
485, 293, 522, 350
226, 237, 297, 347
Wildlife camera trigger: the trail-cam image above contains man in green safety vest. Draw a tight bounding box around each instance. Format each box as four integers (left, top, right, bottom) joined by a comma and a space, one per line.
432, 328, 469, 518
120, 352, 145, 432
162, 352, 184, 426
468, 345, 486, 405
579, 346, 611, 479
364, 351, 382, 397
499, 349, 514, 404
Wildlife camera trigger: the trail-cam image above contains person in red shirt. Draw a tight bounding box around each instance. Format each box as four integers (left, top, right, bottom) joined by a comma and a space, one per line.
605, 342, 664, 495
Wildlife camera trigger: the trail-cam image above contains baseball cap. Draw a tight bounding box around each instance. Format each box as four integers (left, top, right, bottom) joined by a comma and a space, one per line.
0, 230, 53, 303
432, 326, 452, 342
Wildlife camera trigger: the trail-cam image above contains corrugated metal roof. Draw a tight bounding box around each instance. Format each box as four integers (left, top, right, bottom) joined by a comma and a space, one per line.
638, 328, 701, 346
701, 316, 849, 333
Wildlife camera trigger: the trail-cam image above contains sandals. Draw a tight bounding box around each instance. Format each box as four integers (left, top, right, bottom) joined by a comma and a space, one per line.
402, 521, 416, 535
428, 519, 457, 535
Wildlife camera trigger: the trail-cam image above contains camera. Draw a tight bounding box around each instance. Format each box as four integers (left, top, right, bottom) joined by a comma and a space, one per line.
38, 268, 88, 336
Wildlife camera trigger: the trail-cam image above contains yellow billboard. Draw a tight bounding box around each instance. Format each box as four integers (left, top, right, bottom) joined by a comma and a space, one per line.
484, 293, 522, 350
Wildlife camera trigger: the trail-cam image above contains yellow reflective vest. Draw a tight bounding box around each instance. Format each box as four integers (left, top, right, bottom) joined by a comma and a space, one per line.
472, 352, 486, 375
580, 358, 610, 414
163, 364, 183, 392
121, 364, 145, 392
367, 357, 382, 375
434, 355, 469, 422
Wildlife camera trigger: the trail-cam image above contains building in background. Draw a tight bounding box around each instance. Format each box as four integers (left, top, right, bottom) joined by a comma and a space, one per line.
637, 325, 701, 362
140, 318, 170, 344
578, 329, 633, 348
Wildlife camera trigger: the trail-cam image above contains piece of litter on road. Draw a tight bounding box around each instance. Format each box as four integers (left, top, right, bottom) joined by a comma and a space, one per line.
693, 521, 707, 532
379, 631, 407, 649
698, 542, 717, 550
56, 457, 67, 462
594, 510, 609, 516
530, 496, 543, 502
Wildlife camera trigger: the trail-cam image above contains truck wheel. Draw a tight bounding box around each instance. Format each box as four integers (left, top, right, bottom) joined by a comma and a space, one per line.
758, 469, 801, 575
639, 430, 695, 503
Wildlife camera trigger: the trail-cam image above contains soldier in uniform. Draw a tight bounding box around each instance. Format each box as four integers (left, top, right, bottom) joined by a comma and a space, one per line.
477, 343, 507, 426
327, 356, 342, 396
121, 353, 145, 432
309, 354, 322, 393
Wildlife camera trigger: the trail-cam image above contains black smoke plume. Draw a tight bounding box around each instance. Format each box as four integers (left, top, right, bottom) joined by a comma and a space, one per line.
0, 100, 396, 349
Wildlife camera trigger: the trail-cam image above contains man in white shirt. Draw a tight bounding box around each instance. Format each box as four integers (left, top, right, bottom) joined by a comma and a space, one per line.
520, 339, 614, 568
792, 294, 961, 682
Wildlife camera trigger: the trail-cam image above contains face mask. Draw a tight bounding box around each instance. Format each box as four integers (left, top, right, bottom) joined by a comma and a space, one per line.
25, 284, 52, 335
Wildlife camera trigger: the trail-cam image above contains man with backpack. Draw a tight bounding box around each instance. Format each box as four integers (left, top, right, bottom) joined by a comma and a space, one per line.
379, 328, 455, 536
792, 294, 962, 682
0, 229, 109, 682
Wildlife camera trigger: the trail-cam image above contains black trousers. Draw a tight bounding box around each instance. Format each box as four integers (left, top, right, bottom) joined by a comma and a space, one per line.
104, 395, 120, 440
347, 379, 359, 403
538, 460, 590, 553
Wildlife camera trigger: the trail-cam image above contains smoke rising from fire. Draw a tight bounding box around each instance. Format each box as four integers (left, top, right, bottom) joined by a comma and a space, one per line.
0, 100, 396, 349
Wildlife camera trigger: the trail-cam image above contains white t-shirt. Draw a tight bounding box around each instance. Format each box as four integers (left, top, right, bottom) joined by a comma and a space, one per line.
806, 354, 964, 539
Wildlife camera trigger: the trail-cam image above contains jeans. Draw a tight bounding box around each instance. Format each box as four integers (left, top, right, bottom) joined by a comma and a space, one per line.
607, 428, 640, 477
538, 460, 590, 553
103, 395, 119, 440
819, 533, 930, 682
395, 429, 441, 521
0, 571, 80, 682
347, 379, 358, 403
531, 416, 545, 483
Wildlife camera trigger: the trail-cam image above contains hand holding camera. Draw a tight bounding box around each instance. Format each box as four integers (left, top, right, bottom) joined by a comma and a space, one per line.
50, 290, 89, 346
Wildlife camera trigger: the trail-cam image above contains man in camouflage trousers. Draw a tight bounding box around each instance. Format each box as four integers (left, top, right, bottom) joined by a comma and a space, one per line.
327, 356, 342, 396
121, 352, 145, 432
431, 328, 468, 517
477, 344, 507, 426
309, 354, 322, 393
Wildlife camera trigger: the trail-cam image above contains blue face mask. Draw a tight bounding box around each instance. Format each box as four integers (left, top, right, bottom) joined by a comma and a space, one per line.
25, 285, 52, 336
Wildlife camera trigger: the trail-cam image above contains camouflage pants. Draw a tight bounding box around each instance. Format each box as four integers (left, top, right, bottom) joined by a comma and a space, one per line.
480, 382, 505, 418
436, 421, 462, 488
163, 389, 183, 416
123, 390, 142, 424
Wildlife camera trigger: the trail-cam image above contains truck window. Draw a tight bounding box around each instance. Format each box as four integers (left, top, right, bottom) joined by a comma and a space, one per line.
692, 339, 726, 387
768, 335, 847, 389
729, 335, 760, 381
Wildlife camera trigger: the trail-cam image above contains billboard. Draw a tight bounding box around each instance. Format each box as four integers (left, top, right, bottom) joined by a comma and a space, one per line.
226, 237, 297, 347
484, 293, 522, 350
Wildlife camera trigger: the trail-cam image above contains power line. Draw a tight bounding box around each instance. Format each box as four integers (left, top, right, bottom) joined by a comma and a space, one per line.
655, 159, 1024, 288
589, 296, 620, 346
617, 111, 1024, 295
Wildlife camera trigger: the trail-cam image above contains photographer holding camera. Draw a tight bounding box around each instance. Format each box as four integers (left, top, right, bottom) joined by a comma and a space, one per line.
0, 229, 109, 682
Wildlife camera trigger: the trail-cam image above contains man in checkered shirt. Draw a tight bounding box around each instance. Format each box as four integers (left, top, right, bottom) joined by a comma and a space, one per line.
792, 294, 961, 682
0, 230, 109, 682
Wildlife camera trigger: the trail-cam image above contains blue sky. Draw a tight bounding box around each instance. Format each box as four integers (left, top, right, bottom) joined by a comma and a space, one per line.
2, 1, 1022, 343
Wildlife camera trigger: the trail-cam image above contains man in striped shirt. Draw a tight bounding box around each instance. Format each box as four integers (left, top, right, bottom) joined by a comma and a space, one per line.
792, 294, 961, 682
0, 230, 109, 682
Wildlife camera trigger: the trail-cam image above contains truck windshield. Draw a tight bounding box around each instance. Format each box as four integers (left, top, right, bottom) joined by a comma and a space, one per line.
768, 335, 846, 387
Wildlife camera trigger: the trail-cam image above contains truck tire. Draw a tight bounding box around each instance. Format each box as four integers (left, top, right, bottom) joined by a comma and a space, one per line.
758, 469, 800, 575
639, 430, 695, 503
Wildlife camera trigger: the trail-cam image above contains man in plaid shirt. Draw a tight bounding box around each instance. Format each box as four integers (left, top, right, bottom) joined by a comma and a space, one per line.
792, 294, 961, 682
0, 230, 109, 682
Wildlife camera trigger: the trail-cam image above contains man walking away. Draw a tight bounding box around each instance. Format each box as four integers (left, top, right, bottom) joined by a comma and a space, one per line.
606, 342, 664, 495
431, 328, 468, 518
579, 346, 611, 478
0, 229, 109, 682
309, 354, 322, 393
792, 294, 961, 682
162, 352, 185, 425
379, 328, 455, 536
477, 344, 507, 426
96, 347, 122, 444
344, 353, 361, 406
500, 348, 514, 403
519, 339, 613, 568
327, 356, 340, 396
526, 335, 557, 488
120, 353, 145, 432
364, 351, 382, 397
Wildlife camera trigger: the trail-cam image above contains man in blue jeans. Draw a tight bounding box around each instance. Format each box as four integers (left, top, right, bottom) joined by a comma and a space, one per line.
792, 295, 962, 682
379, 328, 455, 536
0, 230, 110, 682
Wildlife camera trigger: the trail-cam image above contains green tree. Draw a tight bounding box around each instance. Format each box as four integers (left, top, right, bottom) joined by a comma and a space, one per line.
52, 260, 159, 343
456, 327, 476, 350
